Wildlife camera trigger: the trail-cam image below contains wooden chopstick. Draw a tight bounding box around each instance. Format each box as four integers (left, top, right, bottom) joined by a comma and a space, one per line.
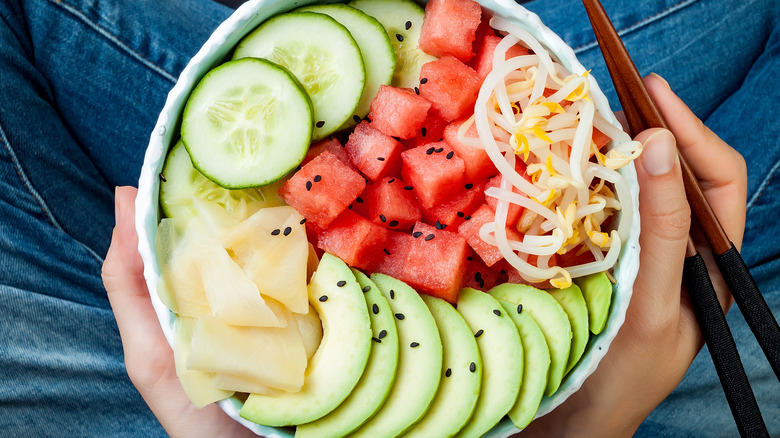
580, 1, 776, 436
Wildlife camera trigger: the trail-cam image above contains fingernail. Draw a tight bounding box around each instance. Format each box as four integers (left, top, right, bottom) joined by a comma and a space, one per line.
114, 187, 122, 226
641, 129, 677, 176
649, 72, 671, 89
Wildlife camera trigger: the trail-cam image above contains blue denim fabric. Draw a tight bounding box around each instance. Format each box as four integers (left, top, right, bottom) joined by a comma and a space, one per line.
0, 0, 777, 436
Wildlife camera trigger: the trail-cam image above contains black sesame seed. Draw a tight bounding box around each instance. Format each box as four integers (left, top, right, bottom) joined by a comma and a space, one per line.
465, 183, 474, 189
469, 362, 477, 373
372, 337, 382, 343
434, 147, 444, 153
379, 329, 387, 339
383, 248, 391, 255
159, 172, 167, 182
305, 181, 313, 191
373, 303, 379, 314
313, 174, 322, 182
300, 218, 307, 225
446, 151, 454, 159
475, 272, 483, 281
410, 342, 420, 348
388, 177, 395, 183
493, 309, 502, 317
435, 220, 446, 230
395, 313, 405, 320
388, 220, 399, 227
479, 278, 485, 288
353, 115, 361, 123
464, 215, 472, 220
445, 368, 452, 377
404, 185, 414, 191
457, 211, 465, 218
362, 286, 371, 293
356, 197, 364, 203
517, 304, 524, 314
283, 226, 292, 236
405, 20, 412, 30
414, 86, 420, 95
271, 229, 281, 236
319, 295, 328, 302
390, 289, 395, 299
424, 234, 435, 241
379, 214, 387, 223
500, 269, 507, 276
316, 120, 325, 128
337, 280, 347, 287
396, 33, 404, 42
420, 77, 428, 84
348, 204, 354, 209
426, 147, 435, 155
421, 127, 427, 137
413, 231, 423, 238
475, 329, 484, 338
466, 256, 473, 261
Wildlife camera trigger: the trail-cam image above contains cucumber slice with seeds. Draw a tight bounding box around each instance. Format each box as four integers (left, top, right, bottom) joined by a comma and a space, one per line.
295, 4, 396, 129
181, 57, 312, 189
234, 12, 366, 140
349, 0, 438, 88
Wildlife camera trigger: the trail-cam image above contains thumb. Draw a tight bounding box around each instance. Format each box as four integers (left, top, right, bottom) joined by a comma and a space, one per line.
631, 128, 691, 318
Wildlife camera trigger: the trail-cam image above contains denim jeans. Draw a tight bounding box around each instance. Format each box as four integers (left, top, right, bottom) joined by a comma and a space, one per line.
0, 0, 777, 436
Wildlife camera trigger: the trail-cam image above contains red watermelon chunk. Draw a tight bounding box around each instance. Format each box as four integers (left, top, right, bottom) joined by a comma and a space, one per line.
421, 180, 485, 229
401, 142, 465, 209
484, 173, 526, 226
279, 151, 366, 228
400, 108, 449, 148
457, 203, 523, 266
443, 119, 497, 182
471, 35, 532, 80
419, 0, 482, 62
369, 85, 432, 139
418, 56, 481, 122
463, 256, 502, 291
406, 222, 471, 302
302, 137, 353, 169
316, 210, 390, 270
366, 177, 422, 231
592, 127, 611, 150
345, 121, 404, 181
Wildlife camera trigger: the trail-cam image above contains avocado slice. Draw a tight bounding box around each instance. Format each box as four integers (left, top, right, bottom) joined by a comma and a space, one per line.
547, 283, 589, 375
489, 283, 571, 397
499, 299, 551, 429
574, 272, 613, 335
239, 253, 372, 426
295, 270, 399, 437
350, 274, 443, 437
457, 288, 523, 438
404, 295, 481, 437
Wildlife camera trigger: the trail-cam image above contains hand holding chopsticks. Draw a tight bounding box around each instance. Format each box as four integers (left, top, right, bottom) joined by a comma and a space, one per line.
581, 0, 779, 436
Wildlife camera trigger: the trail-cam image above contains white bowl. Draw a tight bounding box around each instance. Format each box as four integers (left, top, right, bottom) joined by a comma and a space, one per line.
136, 0, 641, 435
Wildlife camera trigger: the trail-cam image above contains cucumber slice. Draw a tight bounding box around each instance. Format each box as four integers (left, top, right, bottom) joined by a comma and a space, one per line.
295, 4, 396, 130
159, 140, 286, 227
349, 0, 438, 88
234, 12, 366, 140
181, 58, 312, 189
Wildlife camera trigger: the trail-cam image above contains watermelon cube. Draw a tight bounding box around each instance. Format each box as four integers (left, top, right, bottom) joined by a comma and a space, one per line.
401, 142, 465, 209
366, 177, 422, 231
443, 119, 497, 182
463, 256, 502, 291
301, 137, 353, 169
279, 151, 366, 228
368, 85, 431, 139
484, 174, 525, 226
593, 127, 611, 150
470, 35, 532, 80
372, 230, 414, 281
399, 108, 449, 148
315, 210, 390, 270
421, 180, 485, 229
345, 121, 404, 181
419, 0, 482, 62
405, 222, 470, 302
457, 203, 523, 266
418, 56, 481, 122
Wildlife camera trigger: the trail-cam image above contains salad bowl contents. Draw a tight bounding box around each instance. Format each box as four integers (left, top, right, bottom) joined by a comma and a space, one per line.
136, 0, 642, 436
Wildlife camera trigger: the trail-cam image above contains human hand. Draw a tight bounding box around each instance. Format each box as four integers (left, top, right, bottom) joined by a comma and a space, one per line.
520, 74, 748, 437
102, 186, 255, 438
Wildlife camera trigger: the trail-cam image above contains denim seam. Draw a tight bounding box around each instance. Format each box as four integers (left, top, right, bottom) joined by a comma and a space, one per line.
46, 0, 177, 84
0, 122, 105, 265
573, 0, 700, 53
747, 157, 780, 212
